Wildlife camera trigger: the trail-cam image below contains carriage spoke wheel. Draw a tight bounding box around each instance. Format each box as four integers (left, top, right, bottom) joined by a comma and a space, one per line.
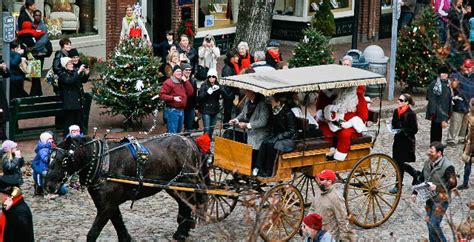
291, 172, 317, 207
344, 153, 401, 228
257, 184, 304, 241
203, 166, 238, 223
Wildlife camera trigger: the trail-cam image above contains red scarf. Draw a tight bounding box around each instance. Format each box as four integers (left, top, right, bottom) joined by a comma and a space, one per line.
240, 53, 251, 69
0, 195, 23, 242
231, 61, 241, 75
397, 105, 410, 118
267, 49, 282, 63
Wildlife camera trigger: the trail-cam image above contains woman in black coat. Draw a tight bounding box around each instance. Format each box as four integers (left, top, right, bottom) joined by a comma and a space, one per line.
198, 69, 228, 137
58, 57, 89, 137
254, 93, 297, 177
390, 93, 419, 193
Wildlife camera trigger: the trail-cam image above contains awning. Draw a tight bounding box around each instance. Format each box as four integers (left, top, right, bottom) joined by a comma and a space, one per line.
220, 64, 387, 96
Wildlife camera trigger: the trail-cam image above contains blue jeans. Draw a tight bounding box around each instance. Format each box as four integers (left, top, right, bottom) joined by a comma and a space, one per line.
438, 19, 448, 44
398, 12, 414, 29
202, 113, 217, 138
184, 108, 196, 132
165, 107, 184, 133
426, 201, 449, 242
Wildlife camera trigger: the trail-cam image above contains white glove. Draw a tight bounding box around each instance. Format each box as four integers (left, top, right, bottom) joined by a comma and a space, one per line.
207, 87, 214, 95
212, 85, 220, 91
341, 121, 353, 129
453, 96, 463, 101
135, 80, 144, 91
229, 118, 238, 125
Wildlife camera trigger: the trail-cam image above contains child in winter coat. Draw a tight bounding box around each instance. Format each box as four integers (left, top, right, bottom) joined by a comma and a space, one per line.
459, 98, 474, 189
32, 132, 67, 197
1, 140, 24, 185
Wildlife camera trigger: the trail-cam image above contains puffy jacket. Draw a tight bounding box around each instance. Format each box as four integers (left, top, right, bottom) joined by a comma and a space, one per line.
198, 81, 230, 115
52, 50, 69, 75
9, 52, 25, 82
59, 69, 88, 110
32, 141, 52, 174
269, 104, 297, 140
2, 153, 24, 185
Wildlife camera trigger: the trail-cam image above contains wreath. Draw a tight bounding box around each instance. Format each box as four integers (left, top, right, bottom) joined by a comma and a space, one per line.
177, 20, 196, 41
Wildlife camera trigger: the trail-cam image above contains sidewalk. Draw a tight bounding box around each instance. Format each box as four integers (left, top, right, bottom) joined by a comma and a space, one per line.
15, 37, 428, 159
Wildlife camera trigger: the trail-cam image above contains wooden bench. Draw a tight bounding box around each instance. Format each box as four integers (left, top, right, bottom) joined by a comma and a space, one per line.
8, 93, 93, 140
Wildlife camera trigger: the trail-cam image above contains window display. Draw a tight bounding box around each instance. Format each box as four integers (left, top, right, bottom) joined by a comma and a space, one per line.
4, 0, 99, 39
196, 0, 240, 29
274, 0, 304, 17
308, 0, 351, 14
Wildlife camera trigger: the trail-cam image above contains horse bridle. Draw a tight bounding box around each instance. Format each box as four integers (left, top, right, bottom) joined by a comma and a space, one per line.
50, 138, 107, 188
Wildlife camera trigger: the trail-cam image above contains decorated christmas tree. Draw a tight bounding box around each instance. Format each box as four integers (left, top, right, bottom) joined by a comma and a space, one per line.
395, 7, 447, 92
289, 27, 334, 68
92, 38, 163, 128
311, 0, 336, 37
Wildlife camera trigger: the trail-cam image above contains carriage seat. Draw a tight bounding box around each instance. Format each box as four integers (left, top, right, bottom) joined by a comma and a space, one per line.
291, 135, 372, 152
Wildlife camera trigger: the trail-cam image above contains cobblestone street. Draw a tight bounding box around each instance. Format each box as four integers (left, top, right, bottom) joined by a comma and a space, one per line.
20, 112, 474, 241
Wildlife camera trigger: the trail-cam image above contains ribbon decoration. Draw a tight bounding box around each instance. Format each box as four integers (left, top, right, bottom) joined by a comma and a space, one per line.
184, 21, 195, 37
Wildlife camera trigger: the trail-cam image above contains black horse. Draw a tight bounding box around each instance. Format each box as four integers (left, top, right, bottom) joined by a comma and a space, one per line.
44, 134, 209, 241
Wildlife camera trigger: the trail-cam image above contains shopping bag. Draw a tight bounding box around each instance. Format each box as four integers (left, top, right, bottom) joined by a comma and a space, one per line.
26, 59, 42, 78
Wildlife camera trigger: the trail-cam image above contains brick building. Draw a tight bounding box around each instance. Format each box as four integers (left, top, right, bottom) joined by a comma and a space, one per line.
1, 0, 393, 60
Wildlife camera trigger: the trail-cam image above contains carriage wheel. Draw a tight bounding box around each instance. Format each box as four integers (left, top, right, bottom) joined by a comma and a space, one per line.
291, 172, 317, 207
257, 184, 304, 241
204, 166, 238, 223
344, 153, 401, 228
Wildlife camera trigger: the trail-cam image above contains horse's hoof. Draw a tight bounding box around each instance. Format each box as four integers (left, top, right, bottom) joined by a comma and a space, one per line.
172, 233, 187, 241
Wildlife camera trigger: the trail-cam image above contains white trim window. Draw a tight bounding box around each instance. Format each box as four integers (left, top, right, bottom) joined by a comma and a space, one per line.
195, 0, 240, 31
273, 0, 355, 21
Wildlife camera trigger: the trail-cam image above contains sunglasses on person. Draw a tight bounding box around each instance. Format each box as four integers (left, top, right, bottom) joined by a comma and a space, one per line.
398, 98, 406, 102
208, 75, 217, 78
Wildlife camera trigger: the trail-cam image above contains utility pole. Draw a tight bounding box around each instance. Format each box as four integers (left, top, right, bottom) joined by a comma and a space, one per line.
3, 11, 15, 138
351, 0, 359, 49
388, 0, 399, 101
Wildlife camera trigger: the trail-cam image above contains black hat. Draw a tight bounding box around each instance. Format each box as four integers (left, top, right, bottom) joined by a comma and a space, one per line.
438, 65, 450, 75
68, 48, 79, 58
0, 175, 20, 194
181, 63, 192, 70
172, 65, 182, 73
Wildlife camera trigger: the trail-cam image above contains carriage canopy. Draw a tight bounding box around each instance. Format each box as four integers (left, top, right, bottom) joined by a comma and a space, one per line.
220, 64, 387, 96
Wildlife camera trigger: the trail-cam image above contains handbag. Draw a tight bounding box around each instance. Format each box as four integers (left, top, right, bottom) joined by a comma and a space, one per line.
26, 58, 42, 78
19, 58, 29, 74
273, 139, 295, 152
195, 65, 209, 80
46, 69, 59, 87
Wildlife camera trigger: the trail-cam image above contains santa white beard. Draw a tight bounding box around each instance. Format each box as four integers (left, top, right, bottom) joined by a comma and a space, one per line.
332, 86, 358, 116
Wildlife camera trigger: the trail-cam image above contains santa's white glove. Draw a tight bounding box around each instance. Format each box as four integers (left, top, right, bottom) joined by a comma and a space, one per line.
212, 85, 220, 91
341, 121, 353, 129
135, 80, 144, 91
207, 87, 214, 95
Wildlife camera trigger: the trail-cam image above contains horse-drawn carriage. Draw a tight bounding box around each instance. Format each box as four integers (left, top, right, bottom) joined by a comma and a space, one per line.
45, 64, 402, 241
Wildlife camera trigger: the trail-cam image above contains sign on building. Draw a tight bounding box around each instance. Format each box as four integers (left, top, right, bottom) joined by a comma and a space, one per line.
3, 16, 16, 43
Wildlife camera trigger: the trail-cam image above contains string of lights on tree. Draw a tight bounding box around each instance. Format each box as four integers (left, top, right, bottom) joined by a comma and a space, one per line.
289, 26, 335, 68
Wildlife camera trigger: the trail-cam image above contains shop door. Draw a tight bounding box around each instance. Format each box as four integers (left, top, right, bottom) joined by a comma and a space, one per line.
152, 0, 172, 43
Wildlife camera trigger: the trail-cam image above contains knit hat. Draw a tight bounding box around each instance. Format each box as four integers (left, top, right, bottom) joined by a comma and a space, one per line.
463, 58, 474, 68
267, 40, 280, 48
68, 48, 80, 58
207, 68, 218, 77
61, 57, 73, 68
181, 63, 192, 70
316, 169, 337, 182
1, 140, 17, 152
303, 213, 323, 230
40, 132, 53, 144
172, 65, 182, 73
69, 125, 80, 133
438, 65, 450, 75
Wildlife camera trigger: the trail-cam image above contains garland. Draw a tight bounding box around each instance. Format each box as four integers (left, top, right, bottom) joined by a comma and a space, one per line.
177, 20, 196, 40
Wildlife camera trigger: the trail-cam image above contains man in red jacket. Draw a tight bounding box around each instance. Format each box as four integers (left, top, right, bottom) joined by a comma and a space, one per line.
160, 65, 194, 133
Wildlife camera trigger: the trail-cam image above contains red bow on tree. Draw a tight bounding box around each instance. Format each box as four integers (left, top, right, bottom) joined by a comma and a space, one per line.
184, 21, 194, 37
129, 27, 142, 38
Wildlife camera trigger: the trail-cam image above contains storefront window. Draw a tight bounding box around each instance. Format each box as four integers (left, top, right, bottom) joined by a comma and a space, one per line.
381, 0, 392, 14
308, 0, 351, 14
196, 0, 240, 30
4, 0, 99, 40
274, 0, 304, 17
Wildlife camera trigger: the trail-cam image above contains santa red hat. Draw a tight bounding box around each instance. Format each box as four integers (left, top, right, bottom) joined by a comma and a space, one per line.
303, 213, 323, 230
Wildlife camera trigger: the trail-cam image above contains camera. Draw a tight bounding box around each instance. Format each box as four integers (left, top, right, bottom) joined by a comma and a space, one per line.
83, 65, 89, 68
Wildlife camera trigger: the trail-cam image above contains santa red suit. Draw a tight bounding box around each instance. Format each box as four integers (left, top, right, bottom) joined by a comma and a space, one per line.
316, 86, 368, 161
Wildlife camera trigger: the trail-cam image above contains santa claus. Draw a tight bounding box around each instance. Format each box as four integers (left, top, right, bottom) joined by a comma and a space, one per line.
316, 86, 368, 161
